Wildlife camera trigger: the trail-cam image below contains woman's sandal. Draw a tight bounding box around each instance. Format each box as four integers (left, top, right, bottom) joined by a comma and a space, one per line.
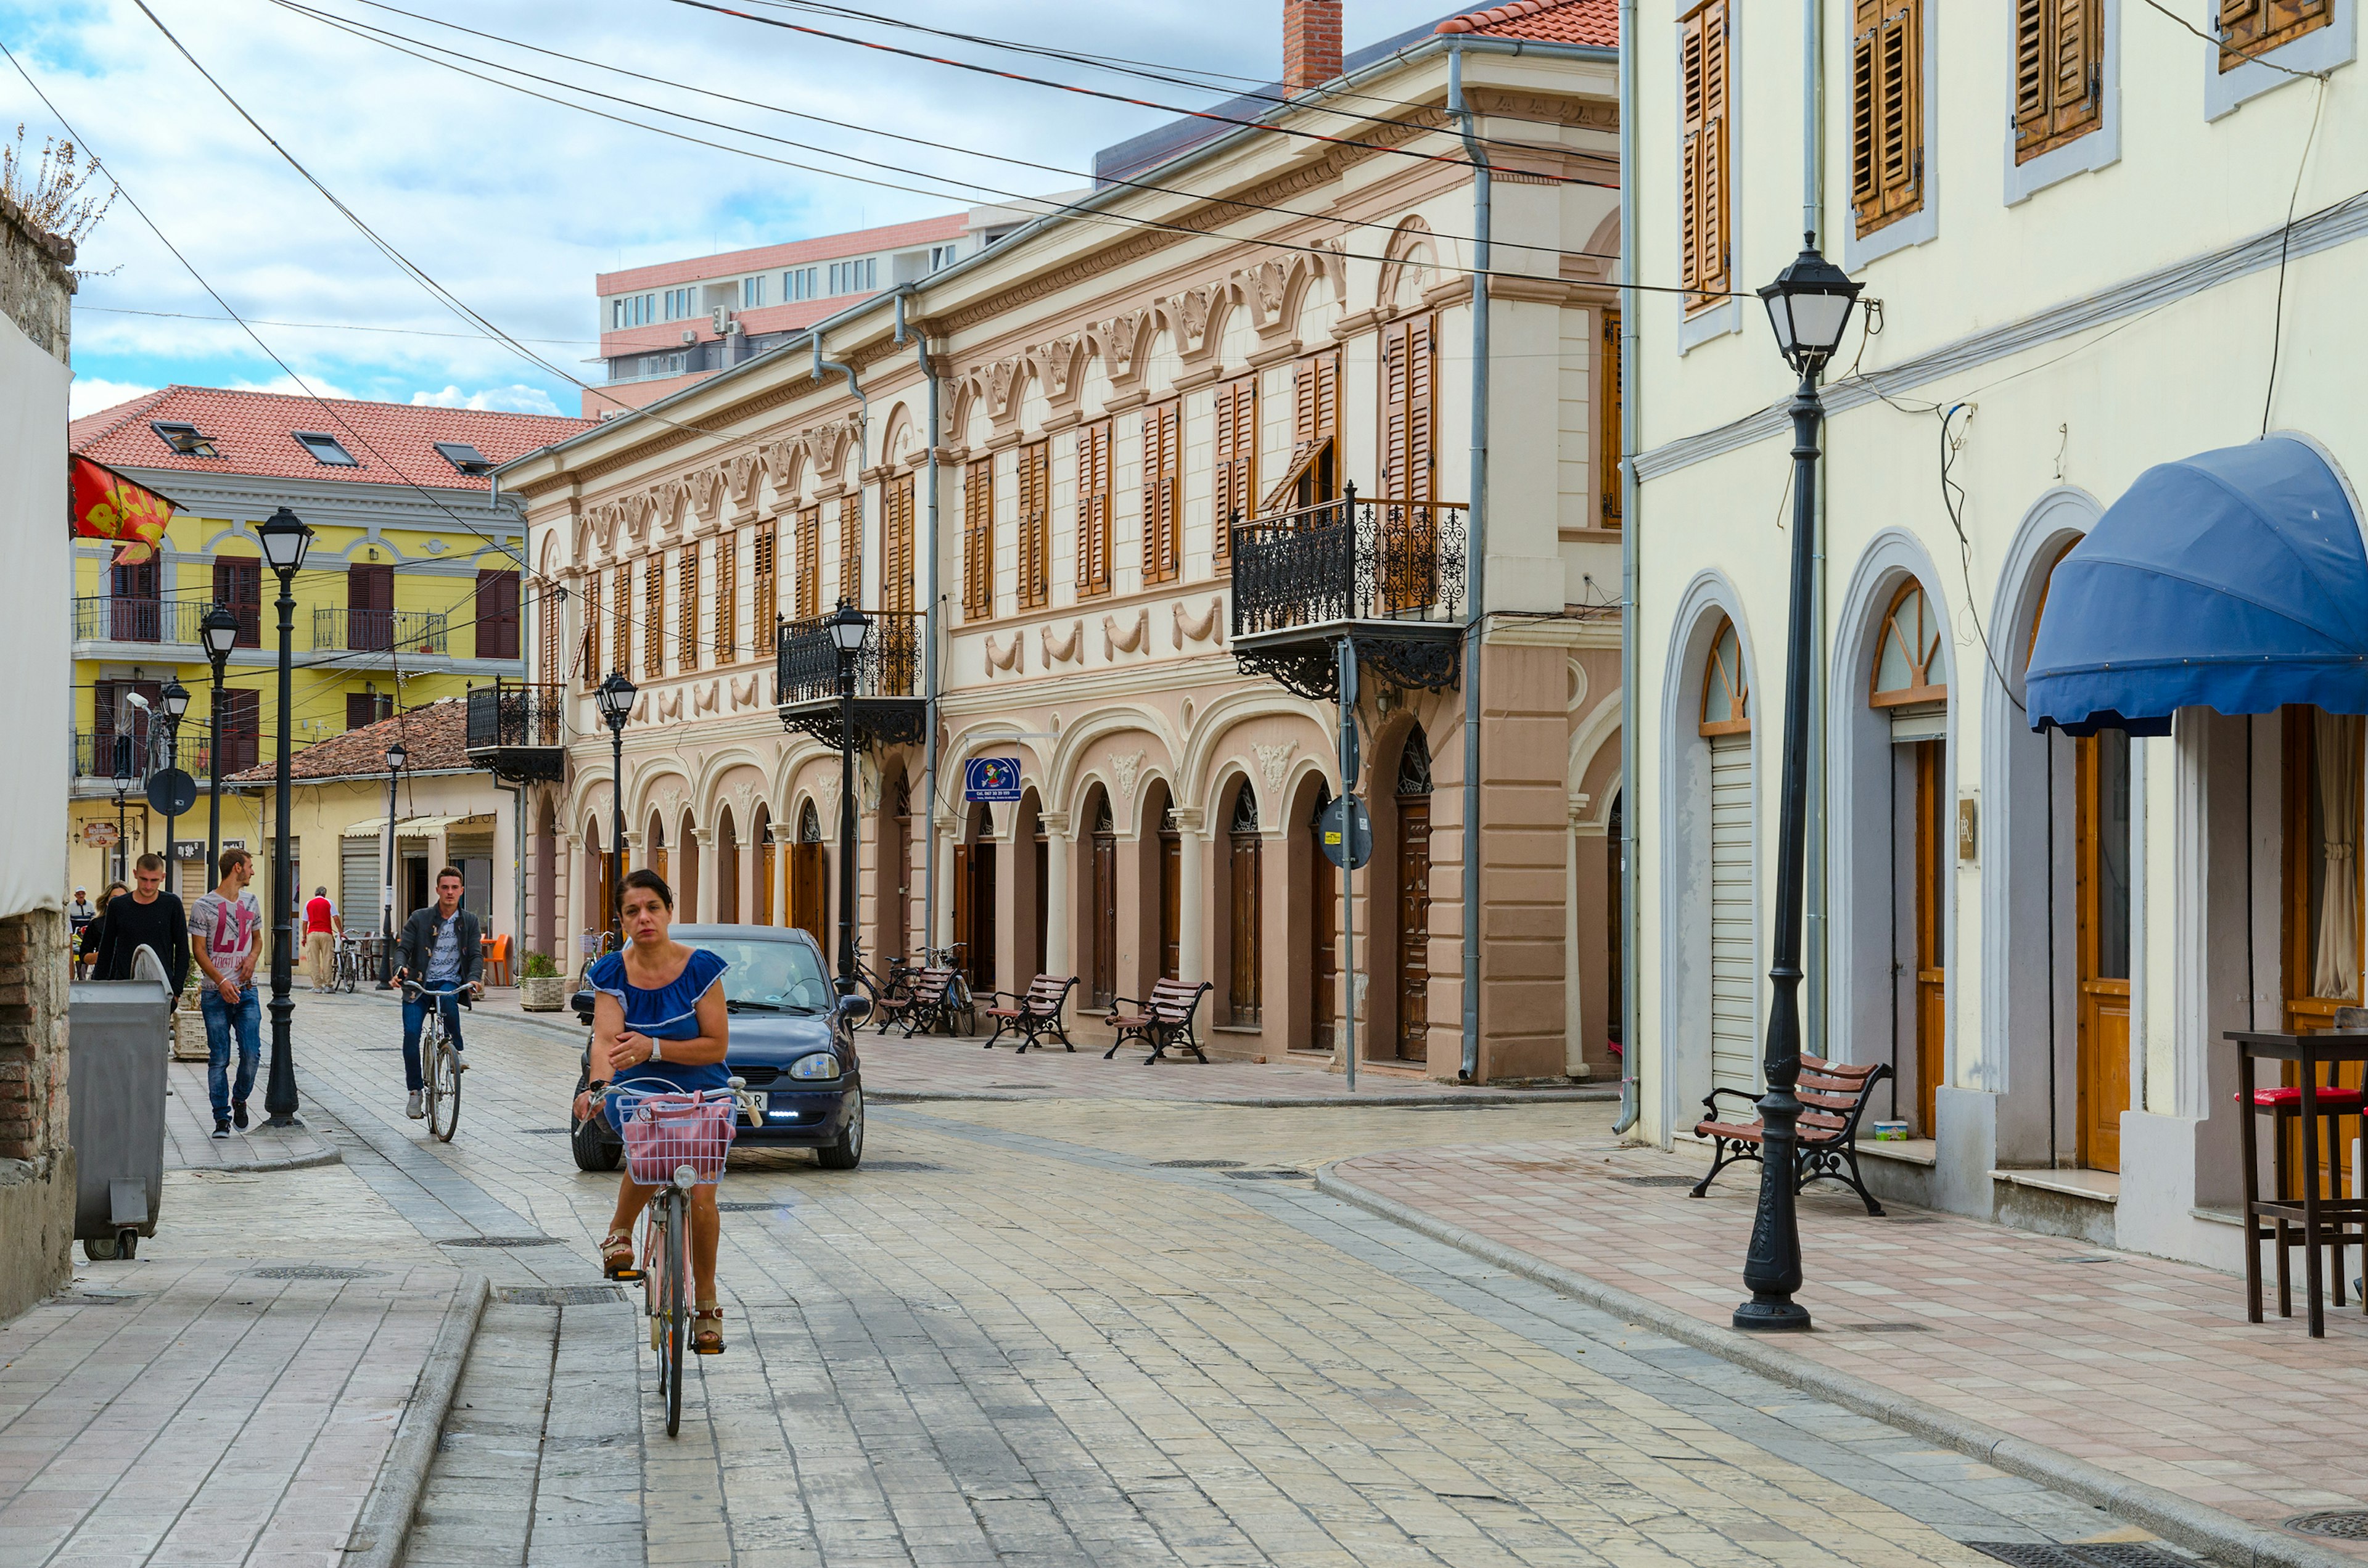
601, 1231, 640, 1281
691, 1307, 725, 1356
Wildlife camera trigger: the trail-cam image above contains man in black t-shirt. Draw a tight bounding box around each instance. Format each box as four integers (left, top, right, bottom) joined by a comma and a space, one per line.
91, 853, 191, 995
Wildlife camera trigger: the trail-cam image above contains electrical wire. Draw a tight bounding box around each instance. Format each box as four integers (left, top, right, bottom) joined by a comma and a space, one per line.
2261, 75, 2327, 435
76, 303, 594, 345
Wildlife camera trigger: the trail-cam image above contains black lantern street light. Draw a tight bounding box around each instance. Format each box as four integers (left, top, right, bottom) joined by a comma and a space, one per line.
258, 505, 313, 1128
594, 672, 637, 944
1733, 240, 1864, 1334
200, 603, 239, 879
160, 678, 191, 874
377, 739, 408, 988
825, 600, 871, 990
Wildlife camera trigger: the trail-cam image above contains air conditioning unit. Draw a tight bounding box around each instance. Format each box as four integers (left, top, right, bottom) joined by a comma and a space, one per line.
681, 329, 696, 345
711, 308, 738, 335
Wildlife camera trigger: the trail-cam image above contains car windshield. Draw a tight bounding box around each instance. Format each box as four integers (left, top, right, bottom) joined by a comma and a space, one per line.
691, 937, 835, 1014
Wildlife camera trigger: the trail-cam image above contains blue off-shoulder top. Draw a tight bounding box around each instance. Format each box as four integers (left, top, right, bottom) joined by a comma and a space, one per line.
590, 946, 730, 1097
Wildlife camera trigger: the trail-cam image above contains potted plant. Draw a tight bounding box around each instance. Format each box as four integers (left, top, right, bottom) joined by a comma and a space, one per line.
520, 950, 566, 1012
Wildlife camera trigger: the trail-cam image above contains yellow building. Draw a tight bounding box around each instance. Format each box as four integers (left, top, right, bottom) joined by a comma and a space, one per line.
67, 387, 587, 907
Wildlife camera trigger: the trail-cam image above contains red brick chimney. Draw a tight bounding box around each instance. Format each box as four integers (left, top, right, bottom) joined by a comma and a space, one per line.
1283, 1, 1344, 96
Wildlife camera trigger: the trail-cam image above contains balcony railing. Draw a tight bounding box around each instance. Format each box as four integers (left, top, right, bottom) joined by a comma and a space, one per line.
312, 607, 449, 655
73, 728, 214, 781
1230, 488, 1466, 641
72, 596, 206, 646
775, 610, 926, 748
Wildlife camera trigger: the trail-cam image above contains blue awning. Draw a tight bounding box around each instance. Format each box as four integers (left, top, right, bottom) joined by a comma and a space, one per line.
2026, 437, 2368, 736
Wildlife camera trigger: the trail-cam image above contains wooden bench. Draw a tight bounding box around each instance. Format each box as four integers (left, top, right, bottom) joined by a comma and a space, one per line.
983, 974, 1079, 1053
873, 966, 958, 1038
1690, 1056, 1893, 1215
1104, 978, 1214, 1065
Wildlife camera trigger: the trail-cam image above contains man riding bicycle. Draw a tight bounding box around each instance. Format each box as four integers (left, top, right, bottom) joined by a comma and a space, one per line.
394, 866, 481, 1120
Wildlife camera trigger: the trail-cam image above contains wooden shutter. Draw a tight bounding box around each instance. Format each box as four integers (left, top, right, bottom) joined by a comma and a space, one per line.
1018, 440, 1051, 610
1212, 377, 1256, 562
963, 457, 995, 620
643, 554, 664, 678
1378, 316, 1434, 504
714, 532, 737, 663
794, 507, 820, 622
1853, 0, 1924, 237
611, 564, 631, 677
538, 583, 559, 686
676, 541, 699, 670
2221, 0, 2333, 69
213, 557, 260, 647
475, 569, 519, 660
1680, 2, 1729, 308
348, 562, 393, 652
752, 523, 777, 652
580, 573, 600, 686
837, 493, 861, 609
1077, 420, 1112, 596
882, 474, 916, 615
1600, 308, 1623, 526
1141, 400, 1181, 585
2015, 0, 2101, 160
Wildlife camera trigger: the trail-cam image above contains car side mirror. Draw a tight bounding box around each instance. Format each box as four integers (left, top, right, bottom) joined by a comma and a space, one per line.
837, 993, 873, 1025
570, 988, 595, 1023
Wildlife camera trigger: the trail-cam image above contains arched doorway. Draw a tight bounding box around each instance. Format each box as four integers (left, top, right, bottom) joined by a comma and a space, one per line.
676, 811, 699, 919
791, 802, 826, 948
585, 817, 614, 941
754, 803, 775, 926
717, 807, 739, 924
646, 813, 668, 888
1157, 797, 1181, 982
1391, 728, 1433, 1061
1085, 788, 1117, 1008
1031, 804, 1049, 982
1304, 778, 1337, 1053
1699, 619, 1755, 1098
1225, 779, 1262, 1025
1870, 581, 1949, 1136
956, 801, 997, 994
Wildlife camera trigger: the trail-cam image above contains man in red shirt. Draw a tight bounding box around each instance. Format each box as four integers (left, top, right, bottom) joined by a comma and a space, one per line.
303, 885, 342, 992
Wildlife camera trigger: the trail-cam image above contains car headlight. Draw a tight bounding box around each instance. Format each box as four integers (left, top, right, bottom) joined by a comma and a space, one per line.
788, 1053, 841, 1080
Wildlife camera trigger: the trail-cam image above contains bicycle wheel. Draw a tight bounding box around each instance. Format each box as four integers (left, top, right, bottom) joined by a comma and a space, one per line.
428, 1033, 460, 1142
663, 1190, 688, 1437
419, 1011, 443, 1131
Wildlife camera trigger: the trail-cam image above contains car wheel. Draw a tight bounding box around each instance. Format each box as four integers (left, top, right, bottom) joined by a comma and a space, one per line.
570, 1071, 620, 1173
816, 1086, 863, 1170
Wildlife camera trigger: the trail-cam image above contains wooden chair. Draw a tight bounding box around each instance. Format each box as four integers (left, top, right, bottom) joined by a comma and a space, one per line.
983, 975, 1079, 1053
1104, 978, 1214, 1065
1690, 1056, 1893, 1215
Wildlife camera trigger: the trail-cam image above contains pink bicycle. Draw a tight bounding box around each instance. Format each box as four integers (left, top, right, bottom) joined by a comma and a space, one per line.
608, 1084, 754, 1434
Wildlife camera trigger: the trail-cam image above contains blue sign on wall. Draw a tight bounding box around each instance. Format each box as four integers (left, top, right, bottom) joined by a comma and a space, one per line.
964, 757, 1024, 802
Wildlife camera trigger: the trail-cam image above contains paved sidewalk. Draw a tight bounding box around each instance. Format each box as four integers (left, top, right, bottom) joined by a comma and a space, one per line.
1331, 1117, 2368, 1555
164, 1057, 340, 1173
447, 985, 1613, 1105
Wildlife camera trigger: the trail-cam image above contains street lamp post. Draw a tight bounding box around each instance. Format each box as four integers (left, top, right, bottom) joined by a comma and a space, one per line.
1732, 239, 1863, 1334
200, 604, 239, 880
825, 601, 871, 991
378, 739, 408, 988
160, 679, 190, 874
258, 506, 313, 1128
594, 672, 637, 945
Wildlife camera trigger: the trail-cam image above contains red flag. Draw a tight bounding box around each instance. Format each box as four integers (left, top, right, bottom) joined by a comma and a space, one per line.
70, 455, 180, 566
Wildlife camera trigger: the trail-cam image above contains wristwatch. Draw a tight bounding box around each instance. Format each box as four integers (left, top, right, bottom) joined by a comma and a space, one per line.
649, 1038, 665, 1064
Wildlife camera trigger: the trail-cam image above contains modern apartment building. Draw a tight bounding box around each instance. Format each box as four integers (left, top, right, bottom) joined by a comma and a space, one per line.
590, 200, 1061, 416
67, 387, 588, 905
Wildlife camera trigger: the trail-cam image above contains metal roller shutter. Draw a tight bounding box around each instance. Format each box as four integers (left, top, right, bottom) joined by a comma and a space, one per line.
1708, 733, 1758, 1098
340, 837, 382, 934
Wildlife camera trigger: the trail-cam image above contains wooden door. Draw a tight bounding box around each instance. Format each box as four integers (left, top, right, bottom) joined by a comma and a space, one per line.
1229, 829, 1262, 1025
1032, 828, 1048, 980
969, 844, 998, 993
755, 810, 775, 927
348, 562, 395, 651
1310, 844, 1338, 1053
109, 558, 159, 641
791, 842, 826, 948
718, 816, 739, 924
1396, 795, 1431, 1060
2281, 707, 2366, 1196
1912, 740, 1947, 1136
1090, 824, 1117, 1008
953, 843, 972, 972
891, 780, 913, 961
1158, 820, 1180, 981
2075, 730, 2132, 1173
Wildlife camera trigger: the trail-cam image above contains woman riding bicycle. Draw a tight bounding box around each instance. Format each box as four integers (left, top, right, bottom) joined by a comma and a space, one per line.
573, 869, 734, 1355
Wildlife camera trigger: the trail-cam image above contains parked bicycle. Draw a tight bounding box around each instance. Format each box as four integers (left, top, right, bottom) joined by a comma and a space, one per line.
920, 942, 977, 1036
403, 980, 472, 1142
330, 934, 363, 993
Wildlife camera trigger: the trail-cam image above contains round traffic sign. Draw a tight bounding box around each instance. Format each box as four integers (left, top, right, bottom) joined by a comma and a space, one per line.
146, 768, 199, 816
1317, 795, 1372, 871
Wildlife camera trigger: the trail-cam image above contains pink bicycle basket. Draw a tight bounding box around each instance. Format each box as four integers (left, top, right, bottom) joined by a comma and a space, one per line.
613, 1090, 738, 1186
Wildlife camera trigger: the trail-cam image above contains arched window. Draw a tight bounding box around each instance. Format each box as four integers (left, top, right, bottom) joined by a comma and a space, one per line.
1700, 618, 1751, 736
1396, 726, 1434, 797
1870, 582, 1947, 707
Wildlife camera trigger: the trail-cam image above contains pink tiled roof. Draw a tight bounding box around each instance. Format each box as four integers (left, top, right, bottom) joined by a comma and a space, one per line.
69, 386, 593, 493
226, 697, 468, 785
1436, 0, 1618, 46
595, 212, 969, 295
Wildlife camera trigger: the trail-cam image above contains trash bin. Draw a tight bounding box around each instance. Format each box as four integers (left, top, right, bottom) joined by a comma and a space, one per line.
67, 945, 173, 1262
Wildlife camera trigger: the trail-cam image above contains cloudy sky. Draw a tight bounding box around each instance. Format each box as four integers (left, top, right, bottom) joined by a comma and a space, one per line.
1, 0, 1466, 421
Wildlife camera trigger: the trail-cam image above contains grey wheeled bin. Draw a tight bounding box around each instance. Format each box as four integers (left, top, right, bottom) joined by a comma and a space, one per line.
67, 946, 174, 1262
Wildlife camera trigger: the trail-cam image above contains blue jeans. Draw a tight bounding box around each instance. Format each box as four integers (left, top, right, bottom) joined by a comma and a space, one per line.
402, 993, 466, 1092
200, 988, 261, 1123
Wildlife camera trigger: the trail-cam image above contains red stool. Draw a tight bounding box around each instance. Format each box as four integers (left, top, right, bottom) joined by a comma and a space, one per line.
2242, 1083, 2365, 1317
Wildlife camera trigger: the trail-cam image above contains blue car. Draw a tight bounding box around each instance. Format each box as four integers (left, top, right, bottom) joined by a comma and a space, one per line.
567, 924, 870, 1172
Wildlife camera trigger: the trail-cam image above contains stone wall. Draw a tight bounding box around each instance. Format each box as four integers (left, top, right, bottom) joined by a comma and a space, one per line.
0, 190, 74, 362
0, 910, 73, 1319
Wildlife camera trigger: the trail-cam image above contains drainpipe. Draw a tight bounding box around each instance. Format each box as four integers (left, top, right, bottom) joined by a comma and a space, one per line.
1450, 40, 1490, 1085
1614, 0, 1641, 1135
897, 289, 943, 954
1802, 0, 1832, 1059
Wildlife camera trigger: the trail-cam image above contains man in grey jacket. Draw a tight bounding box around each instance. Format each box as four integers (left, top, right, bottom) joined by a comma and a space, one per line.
393, 866, 482, 1120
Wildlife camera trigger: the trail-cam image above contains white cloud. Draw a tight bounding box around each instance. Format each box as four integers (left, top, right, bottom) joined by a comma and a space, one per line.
411, 384, 564, 416
70, 376, 158, 420
228, 372, 361, 401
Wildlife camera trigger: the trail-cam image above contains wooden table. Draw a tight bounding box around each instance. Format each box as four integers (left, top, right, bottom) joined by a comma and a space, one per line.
2222, 1029, 2368, 1337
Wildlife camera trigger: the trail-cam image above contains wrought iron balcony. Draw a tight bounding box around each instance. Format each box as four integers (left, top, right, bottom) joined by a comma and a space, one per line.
1230, 486, 1467, 701
72, 596, 207, 647
73, 728, 213, 782
776, 609, 926, 750
311, 607, 449, 655
466, 679, 565, 782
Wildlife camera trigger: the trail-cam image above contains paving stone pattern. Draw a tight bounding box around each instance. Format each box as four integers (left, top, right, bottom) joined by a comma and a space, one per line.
162, 1057, 340, 1172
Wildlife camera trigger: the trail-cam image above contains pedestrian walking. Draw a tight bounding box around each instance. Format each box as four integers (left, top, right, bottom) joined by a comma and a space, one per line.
81, 881, 128, 978
191, 848, 263, 1139
303, 885, 342, 991
90, 853, 190, 994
